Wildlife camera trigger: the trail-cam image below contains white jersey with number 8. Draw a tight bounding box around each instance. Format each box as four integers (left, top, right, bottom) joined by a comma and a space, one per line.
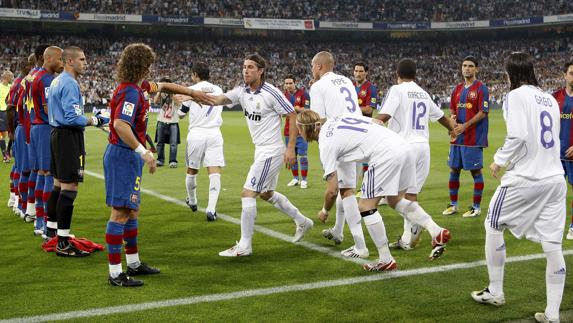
494, 85, 563, 185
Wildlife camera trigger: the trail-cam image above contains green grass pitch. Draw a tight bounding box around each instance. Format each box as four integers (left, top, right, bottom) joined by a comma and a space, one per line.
1, 109, 572, 322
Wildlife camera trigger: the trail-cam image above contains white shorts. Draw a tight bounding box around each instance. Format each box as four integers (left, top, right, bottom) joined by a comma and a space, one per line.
406, 142, 430, 194
361, 147, 416, 198
185, 129, 225, 169
337, 161, 356, 189
486, 176, 566, 243
243, 154, 283, 193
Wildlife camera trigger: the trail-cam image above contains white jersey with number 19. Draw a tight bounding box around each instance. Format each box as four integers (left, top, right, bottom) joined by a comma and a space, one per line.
379, 81, 443, 144
310, 72, 362, 119
494, 85, 563, 185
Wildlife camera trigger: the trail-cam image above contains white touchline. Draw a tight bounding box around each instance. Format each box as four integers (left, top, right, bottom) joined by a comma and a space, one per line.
4, 250, 572, 323
83, 170, 368, 265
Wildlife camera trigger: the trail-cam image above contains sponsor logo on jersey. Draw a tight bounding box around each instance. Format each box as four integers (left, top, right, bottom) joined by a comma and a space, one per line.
561, 112, 573, 119
122, 101, 135, 117
360, 90, 367, 97
244, 110, 261, 121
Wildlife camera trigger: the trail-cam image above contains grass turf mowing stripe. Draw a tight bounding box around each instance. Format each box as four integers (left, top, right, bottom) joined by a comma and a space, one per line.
84, 170, 368, 265
4, 249, 572, 323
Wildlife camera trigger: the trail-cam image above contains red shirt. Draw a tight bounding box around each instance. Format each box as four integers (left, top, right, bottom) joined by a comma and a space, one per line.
108, 82, 147, 148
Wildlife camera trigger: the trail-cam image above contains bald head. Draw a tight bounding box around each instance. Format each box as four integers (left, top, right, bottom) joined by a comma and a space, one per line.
313, 51, 334, 67
311, 51, 335, 80
43, 46, 64, 74
44, 46, 63, 58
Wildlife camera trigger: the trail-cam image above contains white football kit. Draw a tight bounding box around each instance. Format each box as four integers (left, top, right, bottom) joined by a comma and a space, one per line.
379, 81, 444, 193
319, 114, 416, 197
182, 81, 225, 169
310, 72, 362, 188
224, 82, 295, 192
487, 85, 566, 243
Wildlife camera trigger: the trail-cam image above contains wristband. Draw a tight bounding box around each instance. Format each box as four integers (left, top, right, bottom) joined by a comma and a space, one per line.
90, 116, 98, 126
321, 207, 329, 215
135, 144, 147, 157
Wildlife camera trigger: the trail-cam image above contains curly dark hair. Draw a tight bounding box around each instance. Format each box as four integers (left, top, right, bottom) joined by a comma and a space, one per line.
116, 43, 156, 83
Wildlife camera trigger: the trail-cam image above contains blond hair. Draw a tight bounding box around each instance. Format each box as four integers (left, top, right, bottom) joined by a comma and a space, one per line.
296, 110, 322, 140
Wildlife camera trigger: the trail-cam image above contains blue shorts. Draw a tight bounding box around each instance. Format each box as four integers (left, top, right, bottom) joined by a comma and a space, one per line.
448, 145, 483, 170
285, 136, 308, 156
562, 160, 573, 185
14, 125, 30, 172
104, 144, 144, 210
30, 124, 51, 171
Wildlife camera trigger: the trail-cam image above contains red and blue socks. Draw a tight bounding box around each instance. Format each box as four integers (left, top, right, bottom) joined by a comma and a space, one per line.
106, 221, 125, 278
300, 156, 308, 181
472, 173, 484, 209
124, 219, 140, 269
448, 171, 460, 206
34, 174, 45, 230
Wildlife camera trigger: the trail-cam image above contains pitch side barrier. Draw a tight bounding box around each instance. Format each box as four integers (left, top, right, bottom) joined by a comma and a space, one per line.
0, 8, 572, 31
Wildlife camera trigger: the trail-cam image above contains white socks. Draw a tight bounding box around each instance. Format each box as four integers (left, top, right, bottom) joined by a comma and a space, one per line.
485, 226, 505, 297
238, 197, 257, 250
185, 174, 197, 205
126, 253, 141, 269
542, 241, 566, 320
394, 199, 441, 237
362, 211, 393, 263
207, 173, 221, 213
267, 192, 306, 225
333, 194, 345, 237
109, 264, 122, 279
342, 196, 367, 251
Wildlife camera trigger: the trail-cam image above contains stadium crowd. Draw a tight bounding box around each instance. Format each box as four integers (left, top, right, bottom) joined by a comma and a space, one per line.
1, 34, 571, 108
1, 0, 573, 22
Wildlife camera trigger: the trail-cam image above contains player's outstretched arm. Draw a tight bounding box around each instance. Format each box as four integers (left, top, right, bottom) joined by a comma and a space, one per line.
114, 119, 157, 174
156, 82, 213, 105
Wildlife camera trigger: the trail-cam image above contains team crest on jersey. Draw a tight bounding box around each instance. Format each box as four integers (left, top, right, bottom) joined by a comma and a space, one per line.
358, 98, 363, 105
296, 97, 301, 103
256, 102, 261, 111
469, 91, 477, 100
360, 90, 367, 97
122, 101, 135, 117
73, 104, 82, 115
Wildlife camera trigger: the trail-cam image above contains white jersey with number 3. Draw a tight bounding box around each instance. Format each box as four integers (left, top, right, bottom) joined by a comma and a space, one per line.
494, 85, 563, 185
182, 81, 224, 130
310, 72, 362, 119
379, 81, 443, 143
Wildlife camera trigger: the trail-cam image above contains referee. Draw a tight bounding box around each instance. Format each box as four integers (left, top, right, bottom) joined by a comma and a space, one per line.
0, 71, 13, 162
47, 46, 108, 257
